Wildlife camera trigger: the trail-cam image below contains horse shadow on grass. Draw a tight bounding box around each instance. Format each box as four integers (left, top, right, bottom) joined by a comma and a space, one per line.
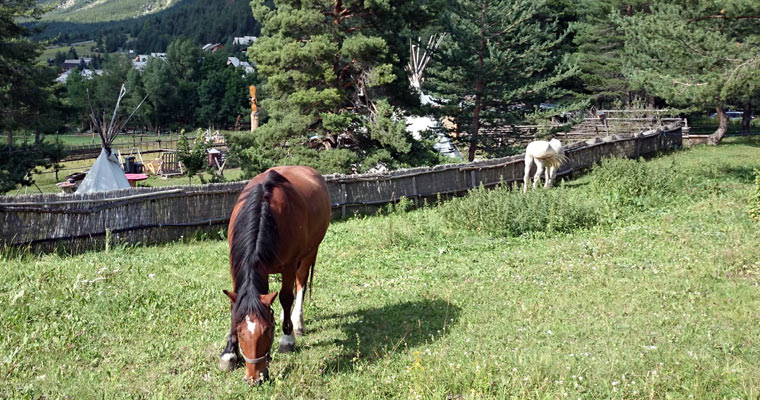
291, 298, 461, 376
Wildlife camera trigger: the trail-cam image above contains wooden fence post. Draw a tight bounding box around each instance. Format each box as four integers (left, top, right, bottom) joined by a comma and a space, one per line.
341, 183, 347, 218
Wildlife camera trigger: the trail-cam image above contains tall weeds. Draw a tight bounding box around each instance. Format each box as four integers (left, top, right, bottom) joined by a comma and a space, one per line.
588, 156, 679, 211
440, 156, 688, 238
440, 184, 600, 238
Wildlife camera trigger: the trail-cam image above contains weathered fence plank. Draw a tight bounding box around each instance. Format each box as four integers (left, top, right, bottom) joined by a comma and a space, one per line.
0, 124, 681, 253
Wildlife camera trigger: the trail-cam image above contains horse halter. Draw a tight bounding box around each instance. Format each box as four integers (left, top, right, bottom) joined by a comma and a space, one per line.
240, 307, 275, 365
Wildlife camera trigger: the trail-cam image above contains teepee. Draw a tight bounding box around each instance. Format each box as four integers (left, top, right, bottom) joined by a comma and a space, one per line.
76, 84, 147, 193
404, 34, 462, 160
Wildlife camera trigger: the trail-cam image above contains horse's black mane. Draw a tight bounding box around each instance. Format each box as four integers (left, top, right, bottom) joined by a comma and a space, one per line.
230, 170, 288, 325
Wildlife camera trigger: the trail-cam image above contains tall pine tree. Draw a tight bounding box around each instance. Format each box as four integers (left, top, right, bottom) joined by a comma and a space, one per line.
232, 0, 443, 175
1, 0, 66, 193
619, 1, 760, 144
570, 1, 652, 107
425, 0, 578, 161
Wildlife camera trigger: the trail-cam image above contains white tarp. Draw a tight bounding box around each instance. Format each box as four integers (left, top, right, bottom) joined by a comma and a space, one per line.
405, 115, 463, 160
76, 148, 131, 193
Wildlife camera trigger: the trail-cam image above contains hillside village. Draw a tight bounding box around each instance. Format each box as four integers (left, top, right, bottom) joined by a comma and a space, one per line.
53, 37, 257, 84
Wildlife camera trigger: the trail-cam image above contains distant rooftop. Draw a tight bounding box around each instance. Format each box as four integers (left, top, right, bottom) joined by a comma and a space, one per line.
227, 57, 255, 74
56, 68, 103, 83
202, 43, 224, 53
132, 53, 167, 70
233, 36, 257, 46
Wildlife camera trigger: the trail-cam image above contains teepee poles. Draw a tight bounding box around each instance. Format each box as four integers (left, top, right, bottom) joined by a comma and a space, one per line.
406, 34, 446, 90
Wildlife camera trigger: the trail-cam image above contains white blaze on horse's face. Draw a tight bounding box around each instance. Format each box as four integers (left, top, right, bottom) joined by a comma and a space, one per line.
238, 313, 273, 385
245, 315, 257, 334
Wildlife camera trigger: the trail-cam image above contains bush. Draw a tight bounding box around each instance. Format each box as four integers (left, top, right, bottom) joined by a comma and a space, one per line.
588, 156, 679, 213
176, 129, 208, 184
440, 184, 600, 238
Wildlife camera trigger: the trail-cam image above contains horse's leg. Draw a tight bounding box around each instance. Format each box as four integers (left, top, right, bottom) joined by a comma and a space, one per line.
292, 249, 318, 336
523, 155, 533, 193
219, 310, 239, 371
278, 268, 296, 353
533, 159, 545, 190
545, 166, 556, 189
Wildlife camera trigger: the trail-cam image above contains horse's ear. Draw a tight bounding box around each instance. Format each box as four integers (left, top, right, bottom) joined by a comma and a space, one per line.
259, 292, 278, 307
223, 290, 237, 304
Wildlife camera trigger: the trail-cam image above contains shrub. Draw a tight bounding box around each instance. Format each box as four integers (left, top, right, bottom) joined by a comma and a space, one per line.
588, 156, 679, 213
440, 184, 600, 238
176, 129, 208, 184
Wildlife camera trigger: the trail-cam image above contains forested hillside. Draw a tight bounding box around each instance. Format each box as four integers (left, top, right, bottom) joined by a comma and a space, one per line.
37, 0, 180, 23
31, 0, 258, 52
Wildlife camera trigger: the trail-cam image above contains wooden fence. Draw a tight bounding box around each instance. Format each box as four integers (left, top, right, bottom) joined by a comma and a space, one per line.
63, 138, 181, 161
0, 123, 682, 253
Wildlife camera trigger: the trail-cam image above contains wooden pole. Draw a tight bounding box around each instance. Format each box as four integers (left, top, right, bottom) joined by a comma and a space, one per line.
249, 85, 258, 132
251, 112, 259, 131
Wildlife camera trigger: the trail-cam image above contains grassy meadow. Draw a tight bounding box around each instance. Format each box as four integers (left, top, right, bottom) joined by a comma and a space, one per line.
1, 138, 759, 398
23, 159, 245, 195
38, 42, 97, 64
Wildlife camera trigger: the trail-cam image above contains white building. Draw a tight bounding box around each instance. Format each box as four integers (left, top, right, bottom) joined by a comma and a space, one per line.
132, 53, 167, 70
55, 68, 103, 83
233, 36, 257, 46
227, 56, 255, 75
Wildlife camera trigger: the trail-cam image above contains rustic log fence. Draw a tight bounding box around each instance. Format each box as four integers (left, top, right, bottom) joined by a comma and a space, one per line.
0, 123, 682, 253
62, 138, 181, 161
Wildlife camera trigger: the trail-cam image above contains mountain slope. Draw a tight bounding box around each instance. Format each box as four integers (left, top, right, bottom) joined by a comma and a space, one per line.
40, 0, 181, 23
31, 0, 259, 53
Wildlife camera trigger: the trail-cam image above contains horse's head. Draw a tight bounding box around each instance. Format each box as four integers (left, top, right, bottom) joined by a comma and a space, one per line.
224, 290, 278, 385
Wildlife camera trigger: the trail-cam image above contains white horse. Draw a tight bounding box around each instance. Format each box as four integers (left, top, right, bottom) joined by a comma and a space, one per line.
523, 138, 566, 192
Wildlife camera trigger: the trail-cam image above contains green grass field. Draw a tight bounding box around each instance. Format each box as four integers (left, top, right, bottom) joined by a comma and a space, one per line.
1, 133, 172, 148
2, 138, 759, 398
689, 115, 760, 135
22, 160, 245, 195
38, 42, 97, 64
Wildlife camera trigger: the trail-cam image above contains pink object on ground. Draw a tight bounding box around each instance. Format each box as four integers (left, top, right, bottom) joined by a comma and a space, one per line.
124, 173, 148, 187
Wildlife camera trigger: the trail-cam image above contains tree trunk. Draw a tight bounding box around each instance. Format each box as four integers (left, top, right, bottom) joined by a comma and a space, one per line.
708, 107, 729, 145
741, 102, 752, 134
468, 1, 487, 163
469, 81, 482, 162
7, 130, 12, 151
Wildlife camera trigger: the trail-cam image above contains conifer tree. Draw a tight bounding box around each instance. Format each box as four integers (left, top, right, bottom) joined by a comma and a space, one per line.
619, 1, 760, 144
142, 57, 177, 130
0, 0, 66, 193
425, 0, 578, 161
233, 0, 443, 175
570, 0, 651, 107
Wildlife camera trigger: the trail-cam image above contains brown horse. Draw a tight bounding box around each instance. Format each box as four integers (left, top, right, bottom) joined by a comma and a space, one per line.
219, 166, 331, 385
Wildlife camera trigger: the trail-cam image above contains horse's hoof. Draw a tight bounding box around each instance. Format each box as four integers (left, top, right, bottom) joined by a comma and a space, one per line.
293, 328, 304, 337
219, 353, 237, 371
278, 343, 295, 353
